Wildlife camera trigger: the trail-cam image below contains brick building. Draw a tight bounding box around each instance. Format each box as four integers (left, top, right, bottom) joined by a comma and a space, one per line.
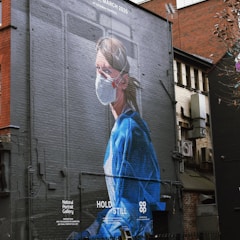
142, 0, 226, 64
0, 0, 11, 129
173, 48, 218, 239
0, 0, 183, 239
138, 0, 223, 238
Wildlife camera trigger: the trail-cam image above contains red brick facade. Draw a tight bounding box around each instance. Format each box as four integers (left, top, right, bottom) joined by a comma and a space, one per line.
142, 0, 226, 64
0, 0, 11, 129
183, 192, 199, 236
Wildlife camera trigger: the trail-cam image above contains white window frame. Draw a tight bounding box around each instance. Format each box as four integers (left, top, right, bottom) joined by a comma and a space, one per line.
176, 0, 207, 9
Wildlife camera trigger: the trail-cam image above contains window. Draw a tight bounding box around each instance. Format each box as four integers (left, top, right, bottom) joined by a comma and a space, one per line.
177, 62, 183, 85
176, 0, 207, 9
194, 69, 199, 90
186, 65, 191, 89
202, 72, 208, 92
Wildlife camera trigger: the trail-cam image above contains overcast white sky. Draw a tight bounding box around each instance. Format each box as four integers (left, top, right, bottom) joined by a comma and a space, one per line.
129, 0, 150, 4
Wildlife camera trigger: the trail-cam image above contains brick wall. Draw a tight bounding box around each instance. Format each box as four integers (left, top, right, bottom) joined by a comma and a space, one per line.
142, 0, 226, 64
0, 0, 11, 129
183, 192, 199, 238
4, 0, 182, 238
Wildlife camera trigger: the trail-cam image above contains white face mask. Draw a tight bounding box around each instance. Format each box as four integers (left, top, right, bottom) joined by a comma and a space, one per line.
95, 74, 117, 105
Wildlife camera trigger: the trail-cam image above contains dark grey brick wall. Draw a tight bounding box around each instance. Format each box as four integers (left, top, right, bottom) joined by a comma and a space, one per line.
5, 0, 182, 239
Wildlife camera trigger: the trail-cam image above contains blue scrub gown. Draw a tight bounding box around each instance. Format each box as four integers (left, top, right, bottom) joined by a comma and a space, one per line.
86, 110, 165, 239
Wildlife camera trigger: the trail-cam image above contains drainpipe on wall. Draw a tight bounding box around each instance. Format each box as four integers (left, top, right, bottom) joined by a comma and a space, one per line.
27, 0, 33, 238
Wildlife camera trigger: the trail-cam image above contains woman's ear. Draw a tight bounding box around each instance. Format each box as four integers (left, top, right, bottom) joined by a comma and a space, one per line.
121, 73, 129, 90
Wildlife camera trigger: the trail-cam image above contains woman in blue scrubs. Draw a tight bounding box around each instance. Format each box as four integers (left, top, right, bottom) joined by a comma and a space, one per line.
70, 37, 165, 240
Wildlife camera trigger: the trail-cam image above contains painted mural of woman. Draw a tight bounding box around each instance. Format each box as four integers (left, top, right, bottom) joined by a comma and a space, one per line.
67, 37, 165, 240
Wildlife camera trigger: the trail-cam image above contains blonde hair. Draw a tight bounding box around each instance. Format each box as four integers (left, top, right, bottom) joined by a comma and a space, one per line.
96, 37, 141, 112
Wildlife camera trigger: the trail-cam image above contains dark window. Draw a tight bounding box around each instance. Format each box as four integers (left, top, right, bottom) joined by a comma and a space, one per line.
186, 65, 191, 88
202, 72, 208, 92
194, 69, 199, 90
177, 62, 183, 85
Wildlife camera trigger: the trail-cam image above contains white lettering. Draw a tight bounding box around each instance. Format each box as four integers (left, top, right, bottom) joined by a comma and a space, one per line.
102, 0, 118, 9
62, 204, 74, 209
62, 200, 73, 205
93, 0, 128, 15
62, 209, 74, 215
96, 200, 112, 208
118, 6, 128, 14
62, 200, 74, 216
112, 207, 127, 215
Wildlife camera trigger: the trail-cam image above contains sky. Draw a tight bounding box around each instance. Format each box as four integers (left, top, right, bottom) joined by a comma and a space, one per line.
129, 0, 150, 4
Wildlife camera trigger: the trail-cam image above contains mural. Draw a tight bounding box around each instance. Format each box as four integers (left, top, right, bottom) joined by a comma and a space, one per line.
2, 0, 176, 239
67, 36, 165, 239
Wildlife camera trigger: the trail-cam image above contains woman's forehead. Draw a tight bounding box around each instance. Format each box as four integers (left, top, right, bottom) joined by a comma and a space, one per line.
96, 51, 107, 63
